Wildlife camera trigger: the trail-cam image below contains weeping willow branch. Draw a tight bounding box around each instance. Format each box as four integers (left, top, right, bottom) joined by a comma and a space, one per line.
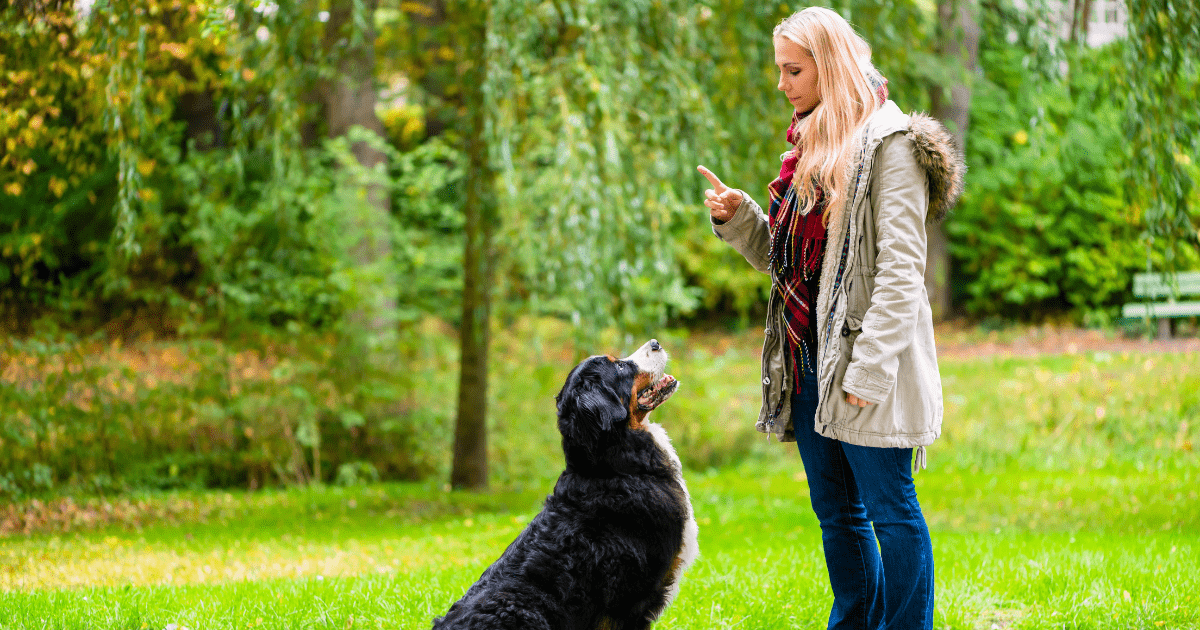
96, 11, 150, 256
488, 0, 715, 341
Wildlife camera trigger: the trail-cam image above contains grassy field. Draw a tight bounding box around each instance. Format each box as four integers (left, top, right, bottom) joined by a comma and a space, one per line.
2, 329, 1198, 629
0, 463, 1196, 629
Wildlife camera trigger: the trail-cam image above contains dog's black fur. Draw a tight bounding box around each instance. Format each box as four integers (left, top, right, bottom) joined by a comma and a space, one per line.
432, 353, 690, 630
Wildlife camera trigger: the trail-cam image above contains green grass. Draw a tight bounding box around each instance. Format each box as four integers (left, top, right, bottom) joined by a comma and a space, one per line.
2, 335, 1198, 629
1, 461, 1197, 629
493, 325, 1200, 485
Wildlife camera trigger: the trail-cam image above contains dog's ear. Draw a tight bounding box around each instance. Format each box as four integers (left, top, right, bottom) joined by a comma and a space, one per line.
556, 358, 630, 467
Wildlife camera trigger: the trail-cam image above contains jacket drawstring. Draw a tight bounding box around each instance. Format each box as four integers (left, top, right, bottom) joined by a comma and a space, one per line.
913, 446, 927, 474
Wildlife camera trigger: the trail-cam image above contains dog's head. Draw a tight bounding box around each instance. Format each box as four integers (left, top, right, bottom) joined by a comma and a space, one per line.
555, 339, 679, 475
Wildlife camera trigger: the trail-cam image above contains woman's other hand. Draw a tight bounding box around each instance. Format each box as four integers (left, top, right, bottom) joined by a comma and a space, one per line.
845, 393, 875, 407
698, 165, 742, 223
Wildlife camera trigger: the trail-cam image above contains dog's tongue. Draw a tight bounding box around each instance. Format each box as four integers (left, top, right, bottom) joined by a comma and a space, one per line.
637, 374, 679, 410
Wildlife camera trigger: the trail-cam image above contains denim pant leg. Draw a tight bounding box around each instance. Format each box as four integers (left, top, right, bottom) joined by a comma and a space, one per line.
791, 368, 885, 630
841, 443, 935, 630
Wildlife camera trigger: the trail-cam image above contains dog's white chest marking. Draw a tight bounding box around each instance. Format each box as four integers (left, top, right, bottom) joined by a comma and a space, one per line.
645, 422, 698, 611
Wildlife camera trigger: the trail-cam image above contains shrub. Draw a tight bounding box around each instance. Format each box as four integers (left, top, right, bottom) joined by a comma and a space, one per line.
0, 331, 446, 497
949, 38, 1198, 322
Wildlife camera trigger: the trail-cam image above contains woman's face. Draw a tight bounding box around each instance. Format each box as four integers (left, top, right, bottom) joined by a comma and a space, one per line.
775, 36, 820, 114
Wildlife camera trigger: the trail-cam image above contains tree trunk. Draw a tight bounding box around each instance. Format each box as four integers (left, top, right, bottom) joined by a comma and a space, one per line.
451, 0, 496, 491
1077, 0, 1095, 45
927, 0, 979, 321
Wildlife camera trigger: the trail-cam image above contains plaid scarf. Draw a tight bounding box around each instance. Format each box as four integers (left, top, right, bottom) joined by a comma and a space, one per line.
768, 72, 890, 387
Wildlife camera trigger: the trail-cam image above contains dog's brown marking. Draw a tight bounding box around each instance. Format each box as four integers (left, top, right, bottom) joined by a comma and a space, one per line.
662, 554, 685, 588
648, 542, 687, 620
628, 370, 655, 429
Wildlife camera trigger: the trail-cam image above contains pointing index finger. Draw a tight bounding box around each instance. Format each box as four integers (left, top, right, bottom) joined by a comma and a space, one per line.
697, 165, 727, 192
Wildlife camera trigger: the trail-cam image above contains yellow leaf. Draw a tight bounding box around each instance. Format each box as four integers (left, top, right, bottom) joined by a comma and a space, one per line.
242, 68, 256, 81
4, 182, 21, 197
137, 158, 156, 176
48, 176, 67, 198
1013, 130, 1029, 145
400, 1, 436, 17
159, 42, 189, 59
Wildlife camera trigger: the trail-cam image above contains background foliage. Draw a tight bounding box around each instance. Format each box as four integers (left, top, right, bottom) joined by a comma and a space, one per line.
3, 0, 1195, 331
1, 0, 1198, 494
947, 1, 1200, 321
1122, 0, 1200, 270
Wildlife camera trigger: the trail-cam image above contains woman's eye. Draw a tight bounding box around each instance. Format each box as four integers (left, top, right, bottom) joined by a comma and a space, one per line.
790, 70, 801, 76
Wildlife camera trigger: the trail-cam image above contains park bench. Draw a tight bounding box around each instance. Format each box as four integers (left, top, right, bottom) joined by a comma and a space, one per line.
1121, 271, 1200, 339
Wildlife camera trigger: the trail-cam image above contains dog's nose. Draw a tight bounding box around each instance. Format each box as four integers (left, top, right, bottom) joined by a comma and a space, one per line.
649, 339, 661, 351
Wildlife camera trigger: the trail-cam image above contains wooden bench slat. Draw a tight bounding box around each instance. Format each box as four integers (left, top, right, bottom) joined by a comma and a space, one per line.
1133, 271, 1200, 298
1121, 300, 1200, 319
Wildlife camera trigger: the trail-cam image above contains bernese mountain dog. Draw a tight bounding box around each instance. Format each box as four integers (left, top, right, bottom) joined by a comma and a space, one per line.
432, 339, 697, 630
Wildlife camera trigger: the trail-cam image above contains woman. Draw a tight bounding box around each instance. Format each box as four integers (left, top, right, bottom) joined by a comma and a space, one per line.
697, 7, 964, 630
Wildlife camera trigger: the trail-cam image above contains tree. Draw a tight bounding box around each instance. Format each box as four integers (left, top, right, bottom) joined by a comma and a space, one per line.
449, 0, 496, 491
1067, 0, 1096, 44
927, 0, 980, 320
394, 0, 494, 490
394, 0, 721, 488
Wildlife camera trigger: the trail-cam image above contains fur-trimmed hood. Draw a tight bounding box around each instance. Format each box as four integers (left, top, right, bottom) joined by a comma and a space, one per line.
905, 112, 967, 223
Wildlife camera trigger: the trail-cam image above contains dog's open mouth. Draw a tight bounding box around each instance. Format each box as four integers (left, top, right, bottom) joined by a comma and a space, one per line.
637, 374, 678, 411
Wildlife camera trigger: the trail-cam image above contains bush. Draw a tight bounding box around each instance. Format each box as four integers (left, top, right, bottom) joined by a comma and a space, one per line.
0, 331, 447, 498
948, 37, 1198, 322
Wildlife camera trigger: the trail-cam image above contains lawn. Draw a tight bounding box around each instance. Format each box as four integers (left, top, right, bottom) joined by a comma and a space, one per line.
1, 333, 1198, 629
1, 462, 1196, 629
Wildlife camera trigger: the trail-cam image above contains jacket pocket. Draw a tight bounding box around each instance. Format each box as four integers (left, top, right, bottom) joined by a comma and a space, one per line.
844, 267, 877, 329
758, 291, 789, 435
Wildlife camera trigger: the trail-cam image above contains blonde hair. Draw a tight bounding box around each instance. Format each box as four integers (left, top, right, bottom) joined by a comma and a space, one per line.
774, 7, 880, 226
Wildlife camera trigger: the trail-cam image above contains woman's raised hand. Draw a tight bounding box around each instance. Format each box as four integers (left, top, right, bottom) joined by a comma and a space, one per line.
697, 165, 742, 223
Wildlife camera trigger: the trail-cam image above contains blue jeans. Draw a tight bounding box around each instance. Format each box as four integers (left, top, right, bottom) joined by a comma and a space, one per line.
792, 366, 934, 630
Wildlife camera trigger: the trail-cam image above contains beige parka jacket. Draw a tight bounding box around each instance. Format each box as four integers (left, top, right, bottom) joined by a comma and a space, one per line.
712, 101, 965, 464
